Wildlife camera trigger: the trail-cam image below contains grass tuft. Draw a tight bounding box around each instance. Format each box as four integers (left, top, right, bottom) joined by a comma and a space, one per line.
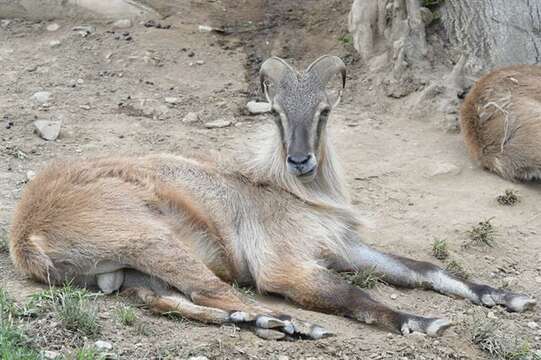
116, 305, 136, 326
0, 289, 39, 359
470, 316, 535, 360
30, 284, 100, 336
70, 346, 105, 360
497, 189, 520, 206
343, 267, 384, 289
446, 260, 469, 280
432, 239, 449, 260
338, 34, 353, 46
0, 228, 8, 253
467, 218, 497, 247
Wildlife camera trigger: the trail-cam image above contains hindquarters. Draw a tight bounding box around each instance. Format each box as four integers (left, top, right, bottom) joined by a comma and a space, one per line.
8, 159, 232, 285
460, 65, 541, 181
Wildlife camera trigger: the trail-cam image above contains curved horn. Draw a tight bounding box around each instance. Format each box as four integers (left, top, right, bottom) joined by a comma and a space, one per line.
305, 55, 346, 89
259, 56, 297, 98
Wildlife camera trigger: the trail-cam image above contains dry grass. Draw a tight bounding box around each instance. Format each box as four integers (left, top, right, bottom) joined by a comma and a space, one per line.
432, 239, 449, 260
467, 218, 497, 247
116, 305, 137, 326
343, 267, 384, 289
470, 315, 535, 360
497, 189, 520, 206
445, 260, 469, 280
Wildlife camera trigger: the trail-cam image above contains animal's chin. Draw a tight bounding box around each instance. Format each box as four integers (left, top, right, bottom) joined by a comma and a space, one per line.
288, 166, 317, 183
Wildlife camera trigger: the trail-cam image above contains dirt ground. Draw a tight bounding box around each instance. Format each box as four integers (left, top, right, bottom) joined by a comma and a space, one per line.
1, 1, 540, 359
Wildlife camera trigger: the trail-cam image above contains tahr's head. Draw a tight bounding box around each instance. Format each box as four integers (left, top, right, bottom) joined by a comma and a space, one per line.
259, 55, 346, 181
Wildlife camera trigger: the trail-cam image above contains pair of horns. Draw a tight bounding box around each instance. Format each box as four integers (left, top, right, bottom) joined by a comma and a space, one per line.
259, 55, 346, 94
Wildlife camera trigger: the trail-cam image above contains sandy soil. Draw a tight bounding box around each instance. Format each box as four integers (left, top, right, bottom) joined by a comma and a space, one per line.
0, 1, 540, 359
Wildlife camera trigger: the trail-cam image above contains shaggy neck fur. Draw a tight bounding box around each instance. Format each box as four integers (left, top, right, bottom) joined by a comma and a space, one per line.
239, 123, 350, 210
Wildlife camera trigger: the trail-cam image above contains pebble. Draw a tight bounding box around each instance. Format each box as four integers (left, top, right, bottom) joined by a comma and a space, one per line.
277, 356, 290, 360
246, 101, 271, 114
72, 25, 95, 37
0, 19, 11, 28
188, 357, 209, 360
487, 311, 497, 319
34, 120, 61, 141
112, 19, 132, 29
535, 276, 541, 283
430, 163, 461, 177
26, 170, 36, 181
49, 40, 61, 48
196, 60, 205, 65
94, 340, 113, 351
46, 23, 60, 32
527, 321, 538, 329
390, 293, 398, 300
80, 105, 91, 110
182, 112, 199, 123
165, 97, 180, 104
204, 119, 232, 129
43, 350, 60, 359
31, 91, 51, 105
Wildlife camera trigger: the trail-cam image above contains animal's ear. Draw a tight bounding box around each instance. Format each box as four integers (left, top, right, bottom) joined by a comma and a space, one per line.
306, 55, 346, 108
259, 56, 296, 104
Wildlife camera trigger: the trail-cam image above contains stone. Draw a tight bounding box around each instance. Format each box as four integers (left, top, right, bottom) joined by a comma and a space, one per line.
188, 357, 209, 360
487, 311, 497, 319
49, 40, 61, 48
112, 19, 132, 29
527, 321, 538, 329
165, 97, 180, 104
34, 120, 61, 141
72, 25, 95, 37
43, 350, 60, 359
46, 23, 60, 32
196, 60, 205, 65
26, 170, 36, 181
430, 163, 461, 177
0, 19, 11, 29
182, 112, 199, 123
94, 340, 113, 351
246, 101, 271, 114
277, 356, 290, 360
31, 91, 51, 105
204, 119, 232, 129
390, 293, 398, 300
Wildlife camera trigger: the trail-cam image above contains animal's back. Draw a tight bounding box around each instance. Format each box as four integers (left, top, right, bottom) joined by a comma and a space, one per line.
460, 64, 541, 181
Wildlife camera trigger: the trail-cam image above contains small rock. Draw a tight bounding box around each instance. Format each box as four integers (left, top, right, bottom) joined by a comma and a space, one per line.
188, 357, 209, 360
430, 163, 461, 177
77, 78, 84, 85
72, 25, 95, 37
112, 19, 132, 29
46, 23, 60, 32
80, 105, 91, 110
34, 120, 61, 141
165, 97, 180, 104
26, 170, 36, 181
31, 91, 51, 105
487, 311, 497, 319
49, 40, 61, 48
390, 293, 398, 300
246, 101, 271, 114
43, 350, 60, 359
204, 119, 232, 129
94, 340, 113, 351
535, 276, 541, 283
277, 356, 290, 360
182, 112, 199, 123
196, 60, 205, 65
527, 321, 538, 329
1, 19, 11, 28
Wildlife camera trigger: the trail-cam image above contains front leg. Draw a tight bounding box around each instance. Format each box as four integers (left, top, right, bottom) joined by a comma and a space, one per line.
337, 244, 536, 312
260, 265, 452, 336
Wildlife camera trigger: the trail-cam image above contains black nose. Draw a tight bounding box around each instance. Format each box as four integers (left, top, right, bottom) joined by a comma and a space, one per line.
287, 154, 311, 166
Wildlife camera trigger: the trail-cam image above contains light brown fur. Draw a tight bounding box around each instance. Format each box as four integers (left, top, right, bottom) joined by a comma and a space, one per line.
9, 56, 535, 340
460, 64, 541, 181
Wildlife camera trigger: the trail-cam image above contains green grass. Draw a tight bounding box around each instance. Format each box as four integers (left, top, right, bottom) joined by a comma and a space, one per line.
497, 189, 520, 206
338, 34, 353, 46
0, 228, 8, 253
446, 260, 469, 280
116, 305, 136, 326
470, 316, 536, 360
343, 267, 384, 289
432, 239, 449, 260
467, 218, 497, 247
68, 346, 105, 360
232, 282, 256, 298
30, 284, 100, 336
0, 288, 39, 359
